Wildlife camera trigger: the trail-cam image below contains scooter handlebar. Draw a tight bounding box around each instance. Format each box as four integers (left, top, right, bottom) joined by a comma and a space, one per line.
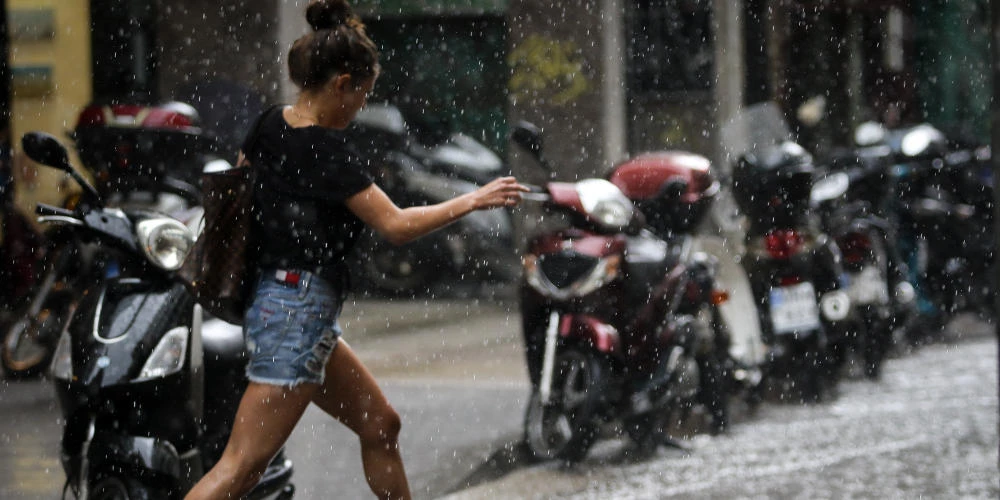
35, 203, 75, 217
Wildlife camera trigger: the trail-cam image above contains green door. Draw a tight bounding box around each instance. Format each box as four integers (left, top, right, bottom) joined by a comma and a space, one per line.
364, 16, 509, 153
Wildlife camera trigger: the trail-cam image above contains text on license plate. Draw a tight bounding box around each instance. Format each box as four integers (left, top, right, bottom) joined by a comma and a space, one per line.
769, 282, 821, 334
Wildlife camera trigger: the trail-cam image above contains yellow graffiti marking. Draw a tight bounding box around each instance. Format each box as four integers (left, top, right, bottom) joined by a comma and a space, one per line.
508, 35, 590, 106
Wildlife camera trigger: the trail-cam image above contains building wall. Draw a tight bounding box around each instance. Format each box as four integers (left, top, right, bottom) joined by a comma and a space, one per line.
278, 0, 310, 104
8, 0, 91, 224
506, 0, 611, 182
156, 0, 283, 105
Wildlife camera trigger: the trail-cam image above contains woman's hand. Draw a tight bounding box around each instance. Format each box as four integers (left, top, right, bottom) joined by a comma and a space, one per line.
472, 176, 530, 210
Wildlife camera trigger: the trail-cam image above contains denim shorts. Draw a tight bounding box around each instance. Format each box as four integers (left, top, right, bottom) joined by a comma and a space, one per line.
243, 269, 346, 387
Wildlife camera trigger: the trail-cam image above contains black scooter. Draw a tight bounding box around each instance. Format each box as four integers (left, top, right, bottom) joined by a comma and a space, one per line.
21, 132, 293, 500
856, 122, 995, 339
2, 101, 213, 378
731, 140, 851, 403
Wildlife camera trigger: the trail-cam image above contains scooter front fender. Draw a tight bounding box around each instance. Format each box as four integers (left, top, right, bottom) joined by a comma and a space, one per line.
86, 430, 202, 488
561, 314, 621, 354
538, 312, 619, 404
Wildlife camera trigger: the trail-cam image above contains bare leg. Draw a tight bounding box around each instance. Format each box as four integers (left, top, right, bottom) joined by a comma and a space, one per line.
312, 340, 411, 500
185, 381, 318, 500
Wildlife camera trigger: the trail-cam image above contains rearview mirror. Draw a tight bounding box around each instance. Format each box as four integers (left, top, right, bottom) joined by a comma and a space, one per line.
811, 172, 849, 204
22, 132, 71, 171
510, 121, 544, 163
22, 131, 104, 206
854, 121, 886, 147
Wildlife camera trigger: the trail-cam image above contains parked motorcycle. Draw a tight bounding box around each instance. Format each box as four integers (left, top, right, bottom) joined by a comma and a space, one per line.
346, 103, 515, 295
731, 137, 851, 403
22, 132, 293, 499
608, 151, 765, 402
810, 168, 914, 379
853, 121, 994, 341
513, 123, 732, 463
1, 102, 212, 378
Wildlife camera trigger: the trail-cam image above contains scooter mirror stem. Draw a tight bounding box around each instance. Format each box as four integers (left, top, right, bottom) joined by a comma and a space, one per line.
510, 121, 556, 174
66, 170, 105, 208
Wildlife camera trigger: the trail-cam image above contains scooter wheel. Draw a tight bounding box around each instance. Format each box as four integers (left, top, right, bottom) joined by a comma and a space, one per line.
523, 347, 607, 463
0, 302, 66, 379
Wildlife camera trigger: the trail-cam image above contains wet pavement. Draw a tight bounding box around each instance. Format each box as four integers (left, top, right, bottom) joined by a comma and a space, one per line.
0, 378, 62, 499
444, 322, 1000, 499
0, 292, 997, 499
0, 295, 529, 500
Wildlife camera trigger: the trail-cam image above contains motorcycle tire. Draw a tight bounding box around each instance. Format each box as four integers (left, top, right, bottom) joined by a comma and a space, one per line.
0, 294, 73, 378
705, 304, 736, 431
862, 312, 891, 380
698, 353, 730, 435
797, 341, 828, 404
88, 475, 167, 500
523, 346, 607, 463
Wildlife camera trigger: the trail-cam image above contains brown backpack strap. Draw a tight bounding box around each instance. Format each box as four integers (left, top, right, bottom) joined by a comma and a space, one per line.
240, 104, 282, 164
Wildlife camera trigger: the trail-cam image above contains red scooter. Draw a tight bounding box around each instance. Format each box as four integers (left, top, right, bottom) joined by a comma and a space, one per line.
512, 123, 733, 463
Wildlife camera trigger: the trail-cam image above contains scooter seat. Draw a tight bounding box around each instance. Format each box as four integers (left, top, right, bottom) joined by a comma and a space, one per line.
200, 318, 247, 365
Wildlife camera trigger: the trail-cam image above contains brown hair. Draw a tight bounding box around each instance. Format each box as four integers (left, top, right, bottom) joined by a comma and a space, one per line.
287, 0, 379, 91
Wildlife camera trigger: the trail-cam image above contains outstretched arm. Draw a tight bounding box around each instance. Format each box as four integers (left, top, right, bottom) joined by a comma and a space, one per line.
346, 176, 527, 246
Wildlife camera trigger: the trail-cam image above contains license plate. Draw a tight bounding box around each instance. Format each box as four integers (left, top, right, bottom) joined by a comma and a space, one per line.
769, 282, 820, 334
847, 266, 889, 305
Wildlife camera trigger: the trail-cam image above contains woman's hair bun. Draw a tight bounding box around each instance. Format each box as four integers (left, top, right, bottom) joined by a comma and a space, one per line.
306, 0, 353, 32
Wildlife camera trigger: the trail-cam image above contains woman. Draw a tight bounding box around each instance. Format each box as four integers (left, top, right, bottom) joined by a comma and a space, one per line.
184, 1, 526, 499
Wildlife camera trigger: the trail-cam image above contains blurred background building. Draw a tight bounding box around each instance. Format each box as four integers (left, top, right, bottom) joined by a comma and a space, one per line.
0, 0, 990, 232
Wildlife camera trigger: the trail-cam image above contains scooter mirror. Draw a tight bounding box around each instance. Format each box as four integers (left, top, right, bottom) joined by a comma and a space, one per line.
22, 131, 104, 206
811, 172, 849, 204
854, 121, 886, 147
900, 124, 945, 157
22, 131, 71, 171
510, 121, 545, 164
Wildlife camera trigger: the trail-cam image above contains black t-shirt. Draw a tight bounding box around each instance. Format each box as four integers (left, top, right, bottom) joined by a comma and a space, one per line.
242, 106, 374, 279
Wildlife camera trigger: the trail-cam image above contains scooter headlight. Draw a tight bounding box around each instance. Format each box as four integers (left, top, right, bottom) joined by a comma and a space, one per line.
49, 331, 73, 381
524, 253, 622, 300
136, 326, 189, 381
137, 218, 195, 270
